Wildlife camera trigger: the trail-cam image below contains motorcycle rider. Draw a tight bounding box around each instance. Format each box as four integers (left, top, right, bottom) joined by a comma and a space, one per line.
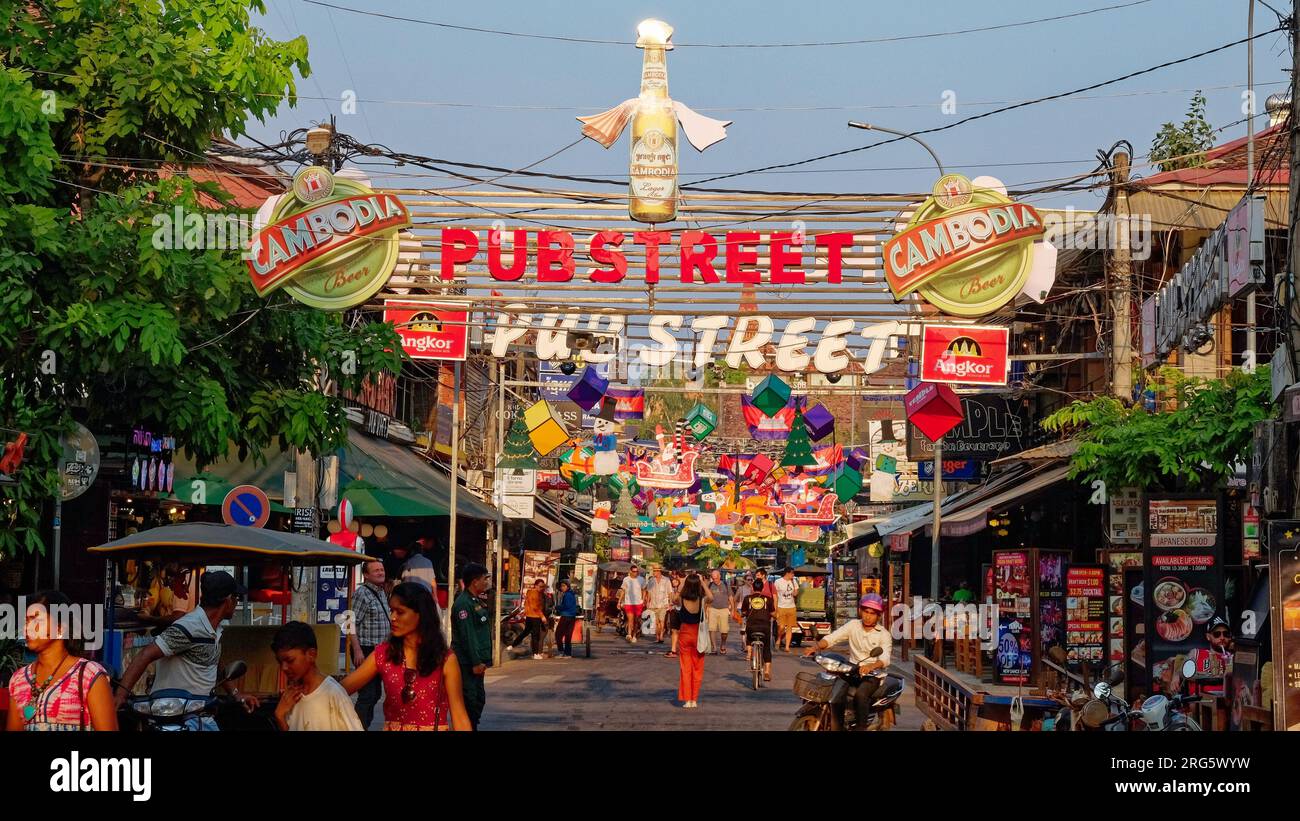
803, 593, 891, 731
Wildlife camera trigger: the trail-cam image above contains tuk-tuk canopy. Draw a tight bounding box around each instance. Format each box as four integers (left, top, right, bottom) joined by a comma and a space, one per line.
88, 522, 375, 566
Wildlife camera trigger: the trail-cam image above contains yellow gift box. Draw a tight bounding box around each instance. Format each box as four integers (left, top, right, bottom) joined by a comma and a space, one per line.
523, 400, 569, 456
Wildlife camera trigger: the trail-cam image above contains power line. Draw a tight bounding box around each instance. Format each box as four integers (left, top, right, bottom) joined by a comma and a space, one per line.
683, 26, 1285, 187
301, 0, 1156, 48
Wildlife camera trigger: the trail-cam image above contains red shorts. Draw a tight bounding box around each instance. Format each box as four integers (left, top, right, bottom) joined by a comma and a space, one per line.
623, 603, 645, 619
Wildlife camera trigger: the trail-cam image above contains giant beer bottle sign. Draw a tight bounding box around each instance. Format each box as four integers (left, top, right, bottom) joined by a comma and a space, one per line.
246, 167, 412, 310
884, 174, 1050, 318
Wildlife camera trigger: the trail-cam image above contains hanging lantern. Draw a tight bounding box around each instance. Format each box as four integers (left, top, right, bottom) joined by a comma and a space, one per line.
830, 464, 863, 503
338, 497, 355, 531
566, 365, 610, 412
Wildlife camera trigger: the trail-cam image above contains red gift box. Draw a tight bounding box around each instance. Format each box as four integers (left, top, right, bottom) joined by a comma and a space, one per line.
905, 382, 964, 442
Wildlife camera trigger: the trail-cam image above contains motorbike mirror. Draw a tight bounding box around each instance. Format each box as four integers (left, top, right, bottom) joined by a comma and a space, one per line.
1107, 664, 1126, 686
220, 660, 247, 684
869, 646, 884, 658
1181, 658, 1197, 681
1092, 682, 1111, 701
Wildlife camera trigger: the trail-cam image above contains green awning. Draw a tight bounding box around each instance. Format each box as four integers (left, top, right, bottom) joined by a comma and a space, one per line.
167, 471, 291, 513
339, 479, 447, 518
337, 431, 497, 521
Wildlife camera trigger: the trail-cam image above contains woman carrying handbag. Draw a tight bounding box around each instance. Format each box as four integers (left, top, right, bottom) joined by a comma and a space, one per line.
676, 573, 709, 708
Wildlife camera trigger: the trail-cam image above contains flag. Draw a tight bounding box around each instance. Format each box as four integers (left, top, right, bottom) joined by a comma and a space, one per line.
606, 386, 644, 420
740, 395, 802, 440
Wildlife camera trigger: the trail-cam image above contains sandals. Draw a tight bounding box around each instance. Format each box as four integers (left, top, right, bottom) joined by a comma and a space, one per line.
666, 651, 678, 658
718, 647, 727, 655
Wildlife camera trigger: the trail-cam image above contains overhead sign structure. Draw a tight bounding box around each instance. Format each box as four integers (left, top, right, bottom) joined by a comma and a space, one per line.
222, 484, 271, 528
576, 19, 731, 223
247, 167, 412, 311
920, 324, 1010, 386
883, 174, 1055, 318
382, 301, 469, 361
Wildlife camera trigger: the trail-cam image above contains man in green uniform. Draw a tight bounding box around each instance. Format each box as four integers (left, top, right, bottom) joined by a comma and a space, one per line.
451, 562, 493, 730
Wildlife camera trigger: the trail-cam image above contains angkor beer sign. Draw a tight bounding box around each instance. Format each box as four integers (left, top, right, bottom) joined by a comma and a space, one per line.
884, 175, 1054, 318
247, 167, 412, 311
920, 324, 1010, 386
382, 301, 468, 361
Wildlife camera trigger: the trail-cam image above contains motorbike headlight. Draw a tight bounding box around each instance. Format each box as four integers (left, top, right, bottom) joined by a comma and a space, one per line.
184, 699, 210, 714
817, 655, 854, 674
149, 697, 185, 717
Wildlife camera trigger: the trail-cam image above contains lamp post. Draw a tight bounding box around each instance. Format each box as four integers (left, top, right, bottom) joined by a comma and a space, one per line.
849, 121, 949, 603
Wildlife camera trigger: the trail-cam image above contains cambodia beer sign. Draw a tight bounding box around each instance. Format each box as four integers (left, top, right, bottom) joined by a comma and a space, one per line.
920, 324, 1010, 386
382, 301, 469, 361
884, 174, 1051, 318
247, 167, 412, 310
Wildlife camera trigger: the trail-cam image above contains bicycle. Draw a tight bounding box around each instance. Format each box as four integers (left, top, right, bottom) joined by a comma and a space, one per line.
749, 630, 766, 691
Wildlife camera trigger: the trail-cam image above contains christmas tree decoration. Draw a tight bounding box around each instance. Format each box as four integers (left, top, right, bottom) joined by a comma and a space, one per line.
802, 403, 835, 441
781, 409, 817, 467
523, 400, 570, 456
684, 402, 718, 441
497, 415, 538, 470
611, 486, 640, 529
830, 464, 864, 503
566, 365, 610, 412
750, 374, 791, 417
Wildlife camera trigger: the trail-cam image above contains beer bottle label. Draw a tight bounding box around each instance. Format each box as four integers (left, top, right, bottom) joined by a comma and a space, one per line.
630, 129, 677, 204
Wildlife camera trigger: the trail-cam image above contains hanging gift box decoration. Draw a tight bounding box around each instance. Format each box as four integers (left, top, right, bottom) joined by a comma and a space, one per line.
566, 365, 610, 412
684, 402, 718, 441
830, 464, 864, 503
750, 374, 791, 417
846, 446, 871, 473
523, 400, 570, 456
802, 403, 835, 441
743, 453, 774, 484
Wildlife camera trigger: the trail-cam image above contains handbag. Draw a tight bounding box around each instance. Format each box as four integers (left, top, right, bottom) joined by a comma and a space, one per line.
695, 601, 712, 654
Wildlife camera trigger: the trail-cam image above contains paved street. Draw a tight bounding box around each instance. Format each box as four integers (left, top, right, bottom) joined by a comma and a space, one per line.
478, 627, 926, 731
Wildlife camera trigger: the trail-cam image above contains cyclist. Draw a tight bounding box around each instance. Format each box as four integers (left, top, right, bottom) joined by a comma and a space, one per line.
741, 577, 776, 682
804, 593, 891, 731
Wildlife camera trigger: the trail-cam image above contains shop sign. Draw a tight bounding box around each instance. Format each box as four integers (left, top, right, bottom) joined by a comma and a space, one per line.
247, 167, 411, 311
917, 458, 984, 481
1107, 487, 1141, 544
919, 324, 1009, 386
883, 174, 1054, 318
1146, 497, 1217, 548
1268, 520, 1300, 730
1065, 565, 1106, 667
382, 301, 469, 361
1147, 195, 1264, 361
994, 550, 1032, 685
497, 468, 537, 495
1243, 503, 1261, 562
501, 495, 535, 519
906, 395, 1028, 461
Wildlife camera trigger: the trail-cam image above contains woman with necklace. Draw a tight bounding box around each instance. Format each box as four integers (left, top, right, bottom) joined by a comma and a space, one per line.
341, 582, 471, 731
6, 591, 117, 731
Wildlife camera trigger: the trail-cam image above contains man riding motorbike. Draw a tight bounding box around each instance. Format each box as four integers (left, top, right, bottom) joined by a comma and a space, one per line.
803, 593, 891, 731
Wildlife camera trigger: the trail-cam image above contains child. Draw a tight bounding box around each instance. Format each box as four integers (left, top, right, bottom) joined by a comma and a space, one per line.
271, 621, 364, 731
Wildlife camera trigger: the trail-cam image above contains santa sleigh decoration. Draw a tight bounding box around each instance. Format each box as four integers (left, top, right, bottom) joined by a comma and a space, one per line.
635, 422, 699, 489
781, 494, 839, 527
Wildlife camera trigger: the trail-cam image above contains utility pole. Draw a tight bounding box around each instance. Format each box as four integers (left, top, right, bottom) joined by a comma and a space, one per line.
1287, 4, 1300, 515
1109, 152, 1133, 400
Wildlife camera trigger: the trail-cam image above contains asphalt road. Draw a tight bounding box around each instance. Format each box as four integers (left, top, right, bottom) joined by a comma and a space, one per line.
476, 626, 927, 731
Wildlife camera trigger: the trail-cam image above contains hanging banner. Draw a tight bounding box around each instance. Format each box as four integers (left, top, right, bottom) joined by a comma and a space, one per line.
247, 167, 412, 311
740, 395, 801, 440
883, 174, 1055, 318
382, 301, 469, 361
919, 325, 1010, 386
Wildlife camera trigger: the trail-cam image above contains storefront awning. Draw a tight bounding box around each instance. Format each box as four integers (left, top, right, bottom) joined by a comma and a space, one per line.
934, 464, 1073, 535
847, 462, 1044, 541
340, 431, 497, 520
529, 513, 567, 551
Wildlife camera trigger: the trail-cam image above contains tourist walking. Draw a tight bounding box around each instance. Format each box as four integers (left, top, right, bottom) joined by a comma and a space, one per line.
341, 582, 471, 731
676, 573, 707, 708
554, 580, 580, 657
618, 564, 646, 643
513, 578, 548, 659
705, 568, 732, 654
774, 566, 800, 652
348, 559, 390, 730
6, 591, 117, 731
646, 566, 673, 643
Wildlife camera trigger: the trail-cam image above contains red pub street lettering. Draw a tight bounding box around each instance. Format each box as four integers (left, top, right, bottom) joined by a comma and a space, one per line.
437, 228, 857, 284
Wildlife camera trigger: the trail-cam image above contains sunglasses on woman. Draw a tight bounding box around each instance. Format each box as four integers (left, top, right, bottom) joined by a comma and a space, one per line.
402, 668, 417, 704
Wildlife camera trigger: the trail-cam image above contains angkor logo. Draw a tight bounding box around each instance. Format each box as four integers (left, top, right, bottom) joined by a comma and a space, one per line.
408, 312, 443, 333
945, 336, 983, 358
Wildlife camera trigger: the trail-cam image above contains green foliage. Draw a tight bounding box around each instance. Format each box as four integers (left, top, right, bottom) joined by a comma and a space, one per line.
0, 2, 403, 557
1149, 92, 1215, 173
1041, 367, 1274, 492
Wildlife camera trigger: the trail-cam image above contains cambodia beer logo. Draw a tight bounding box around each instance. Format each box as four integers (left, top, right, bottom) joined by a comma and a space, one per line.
920, 324, 1010, 386
246, 167, 411, 311
884, 174, 1045, 318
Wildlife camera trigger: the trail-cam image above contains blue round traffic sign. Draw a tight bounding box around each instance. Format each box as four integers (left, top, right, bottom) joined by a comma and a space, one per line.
222, 484, 270, 528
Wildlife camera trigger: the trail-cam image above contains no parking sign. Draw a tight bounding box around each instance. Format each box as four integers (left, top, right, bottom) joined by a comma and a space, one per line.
222, 485, 270, 528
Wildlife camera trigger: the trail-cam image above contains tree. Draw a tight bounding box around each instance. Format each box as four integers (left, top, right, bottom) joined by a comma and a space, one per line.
780, 408, 816, 467
1041, 366, 1273, 492
1149, 91, 1215, 173
497, 414, 538, 470
0, 1, 402, 556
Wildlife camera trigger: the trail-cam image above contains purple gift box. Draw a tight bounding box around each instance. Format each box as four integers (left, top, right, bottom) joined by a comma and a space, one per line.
803, 403, 835, 441
566, 365, 609, 411
846, 447, 871, 472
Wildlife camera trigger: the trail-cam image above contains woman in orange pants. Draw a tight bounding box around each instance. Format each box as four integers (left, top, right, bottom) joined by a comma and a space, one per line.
676, 573, 707, 708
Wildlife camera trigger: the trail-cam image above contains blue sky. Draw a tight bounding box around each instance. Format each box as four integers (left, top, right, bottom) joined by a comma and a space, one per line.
246, 0, 1288, 210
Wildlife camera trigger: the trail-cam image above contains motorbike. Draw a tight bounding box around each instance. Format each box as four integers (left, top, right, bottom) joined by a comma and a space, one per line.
789, 646, 904, 731
1126, 657, 1203, 731
118, 661, 274, 731
501, 602, 526, 649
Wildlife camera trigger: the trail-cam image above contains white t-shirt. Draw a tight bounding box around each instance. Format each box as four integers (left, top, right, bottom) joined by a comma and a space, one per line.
645, 576, 673, 608
153, 608, 222, 696
774, 578, 799, 609
402, 554, 437, 592
620, 575, 646, 606
286, 677, 364, 731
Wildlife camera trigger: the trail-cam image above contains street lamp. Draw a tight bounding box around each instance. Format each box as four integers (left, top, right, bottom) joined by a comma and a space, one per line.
847, 122, 945, 176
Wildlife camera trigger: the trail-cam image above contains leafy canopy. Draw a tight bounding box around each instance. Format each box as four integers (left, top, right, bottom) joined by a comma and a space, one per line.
1041, 366, 1273, 492
0, 1, 402, 556
1149, 91, 1215, 173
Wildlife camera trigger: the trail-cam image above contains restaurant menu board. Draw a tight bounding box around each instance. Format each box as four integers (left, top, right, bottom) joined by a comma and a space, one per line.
835, 562, 859, 624
1147, 497, 1217, 548
1066, 565, 1106, 666
995, 551, 1032, 685
1102, 550, 1142, 667
1269, 522, 1300, 731
1243, 503, 1261, 562
1123, 569, 1149, 697
521, 550, 557, 591
1038, 551, 1068, 669
1144, 551, 1223, 690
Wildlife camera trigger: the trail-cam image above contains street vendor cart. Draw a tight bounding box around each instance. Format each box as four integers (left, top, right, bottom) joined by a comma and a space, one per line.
790, 563, 833, 647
